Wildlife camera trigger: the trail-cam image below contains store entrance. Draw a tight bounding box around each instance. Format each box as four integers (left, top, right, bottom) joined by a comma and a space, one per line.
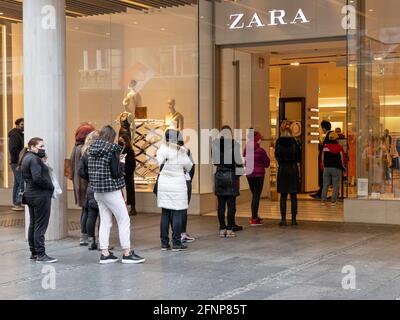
218, 40, 348, 222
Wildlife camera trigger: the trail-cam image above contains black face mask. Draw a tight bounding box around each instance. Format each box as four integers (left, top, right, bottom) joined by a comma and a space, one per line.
37, 149, 46, 159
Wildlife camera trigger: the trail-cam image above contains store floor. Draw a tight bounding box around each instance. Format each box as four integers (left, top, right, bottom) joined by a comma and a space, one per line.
205, 198, 344, 223
2, 206, 400, 300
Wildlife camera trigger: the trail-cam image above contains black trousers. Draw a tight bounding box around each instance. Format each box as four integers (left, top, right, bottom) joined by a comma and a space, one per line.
80, 207, 87, 234
280, 193, 298, 220
181, 180, 192, 234
160, 209, 185, 246
86, 206, 99, 238
247, 176, 264, 219
26, 195, 52, 257
125, 174, 136, 207
217, 196, 236, 230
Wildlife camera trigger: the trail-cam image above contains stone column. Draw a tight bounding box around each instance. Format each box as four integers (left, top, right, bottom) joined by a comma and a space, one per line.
23, 0, 67, 240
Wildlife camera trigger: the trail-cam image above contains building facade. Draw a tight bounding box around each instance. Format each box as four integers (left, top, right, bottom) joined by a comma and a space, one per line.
1, 0, 400, 239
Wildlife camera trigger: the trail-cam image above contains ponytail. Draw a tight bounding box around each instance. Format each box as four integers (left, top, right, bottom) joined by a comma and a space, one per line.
17, 137, 44, 169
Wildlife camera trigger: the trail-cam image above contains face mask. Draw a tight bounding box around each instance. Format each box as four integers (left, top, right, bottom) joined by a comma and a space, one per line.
37, 149, 46, 158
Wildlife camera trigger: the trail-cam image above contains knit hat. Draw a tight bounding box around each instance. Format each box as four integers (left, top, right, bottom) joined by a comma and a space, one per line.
75, 124, 95, 143
328, 131, 339, 141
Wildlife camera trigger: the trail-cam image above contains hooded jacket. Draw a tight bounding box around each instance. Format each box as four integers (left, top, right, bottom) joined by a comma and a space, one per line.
8, 128, 24, 164
243, 138, 270, 177
156, 143, 193, 211
321, 142, 346, 171
88, 139, 125, 193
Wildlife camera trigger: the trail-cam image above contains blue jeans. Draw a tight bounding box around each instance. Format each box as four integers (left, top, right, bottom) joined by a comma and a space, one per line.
11, 163, 24, 205
322, 167, 341, 202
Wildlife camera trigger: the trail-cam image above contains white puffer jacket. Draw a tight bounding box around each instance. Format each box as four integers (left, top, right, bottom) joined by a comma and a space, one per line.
156, 143, 193, 210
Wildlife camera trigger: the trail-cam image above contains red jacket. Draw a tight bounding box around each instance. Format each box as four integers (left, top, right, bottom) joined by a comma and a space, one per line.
321, 143, 346, 171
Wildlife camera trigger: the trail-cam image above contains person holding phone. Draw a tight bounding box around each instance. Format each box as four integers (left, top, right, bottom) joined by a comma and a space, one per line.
19, 137, 57, 263
88, 126, 145, 264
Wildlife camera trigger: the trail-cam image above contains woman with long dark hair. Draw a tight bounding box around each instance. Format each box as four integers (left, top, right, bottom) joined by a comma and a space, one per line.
70, 123, 95, 246
118, 134, 137, 216
19, 137, 57, 263
212, 125, 244, 238
88, 125, 145, 264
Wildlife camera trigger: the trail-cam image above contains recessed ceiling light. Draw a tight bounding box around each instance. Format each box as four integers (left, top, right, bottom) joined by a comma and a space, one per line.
291, 62, 300, 66
133, 21, 138, 25
161, 28, 166, 31
374, 57, 383, 61
369, 9, 374, 12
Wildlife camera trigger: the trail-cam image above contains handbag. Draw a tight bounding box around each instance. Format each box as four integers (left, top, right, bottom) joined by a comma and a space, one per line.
153, 163, 165, 195
64, 159, 73, 180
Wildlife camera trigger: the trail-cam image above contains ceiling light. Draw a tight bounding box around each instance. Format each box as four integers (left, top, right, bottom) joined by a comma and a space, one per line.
161, 28, 166, 31
374, 57, 383, 61
133, 21, 138, 25
291, 62, 300, 66
369, 9, 374, 12
0, 13, 4, 16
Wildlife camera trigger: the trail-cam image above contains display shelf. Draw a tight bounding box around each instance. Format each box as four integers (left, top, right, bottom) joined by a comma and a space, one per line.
133, 119, 165, 188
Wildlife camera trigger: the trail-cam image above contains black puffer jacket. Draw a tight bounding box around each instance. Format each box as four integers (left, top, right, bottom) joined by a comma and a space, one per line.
275, 137, 301, 194
88, 139, 125, 193
21, 152, 54, 197
212, 137, 243, 196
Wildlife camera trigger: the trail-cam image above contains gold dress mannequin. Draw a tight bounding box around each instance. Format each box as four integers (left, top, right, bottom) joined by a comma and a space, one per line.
165, 98, 184, 131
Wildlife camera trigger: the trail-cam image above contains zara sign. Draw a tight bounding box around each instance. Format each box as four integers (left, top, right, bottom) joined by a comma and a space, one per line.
215, 0, 346, 46
229, 9, 310, 30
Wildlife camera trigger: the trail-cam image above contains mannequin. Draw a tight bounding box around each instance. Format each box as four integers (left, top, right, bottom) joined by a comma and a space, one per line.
120, 80, 143, 140
123, 80, 143, 114
165, 98, 184, 131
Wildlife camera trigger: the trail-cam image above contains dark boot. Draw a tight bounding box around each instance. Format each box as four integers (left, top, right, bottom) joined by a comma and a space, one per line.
280, 213, 287, 227
129, 207, 137, 216
88, 237, 98, 251
291, 213, 298, 226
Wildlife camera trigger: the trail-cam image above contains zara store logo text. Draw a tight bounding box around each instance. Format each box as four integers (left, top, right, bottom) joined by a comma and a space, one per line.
228, 9, 310, 30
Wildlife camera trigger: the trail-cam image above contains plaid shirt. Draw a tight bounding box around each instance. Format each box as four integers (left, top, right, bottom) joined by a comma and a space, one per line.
88, 139, 125, 193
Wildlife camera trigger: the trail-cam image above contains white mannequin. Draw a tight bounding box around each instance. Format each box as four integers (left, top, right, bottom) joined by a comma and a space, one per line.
165, 98, 184, 131
123, 80, 143, 115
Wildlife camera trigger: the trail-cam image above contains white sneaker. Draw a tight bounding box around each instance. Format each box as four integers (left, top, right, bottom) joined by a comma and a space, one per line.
12, 205, 24, 211
181, 233, 195, 243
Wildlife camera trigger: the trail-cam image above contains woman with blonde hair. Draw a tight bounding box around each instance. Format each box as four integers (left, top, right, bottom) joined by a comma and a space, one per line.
275, 125, 301, 226
79, 130, 100, 250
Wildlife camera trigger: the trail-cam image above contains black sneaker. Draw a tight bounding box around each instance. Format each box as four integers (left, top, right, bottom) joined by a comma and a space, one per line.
161, 244, 171, 251
99, 251, 119, 264
30, 254, 38, 261
232, 225, 243, 232
36, 254, 58, 264
121, 251, 145, 264
172, 244, 188, 252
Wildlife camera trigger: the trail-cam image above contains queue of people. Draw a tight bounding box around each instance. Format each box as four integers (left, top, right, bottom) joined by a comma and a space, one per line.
15, 118, 351, 263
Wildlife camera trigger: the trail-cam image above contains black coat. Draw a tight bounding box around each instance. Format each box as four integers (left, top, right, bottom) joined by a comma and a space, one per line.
122, 147, 136, 178
275, 137, 301, 194
8, 128, 24, 164
212, 137, 243, 197
79, 154, 98, 209
21, 152, 54, 197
